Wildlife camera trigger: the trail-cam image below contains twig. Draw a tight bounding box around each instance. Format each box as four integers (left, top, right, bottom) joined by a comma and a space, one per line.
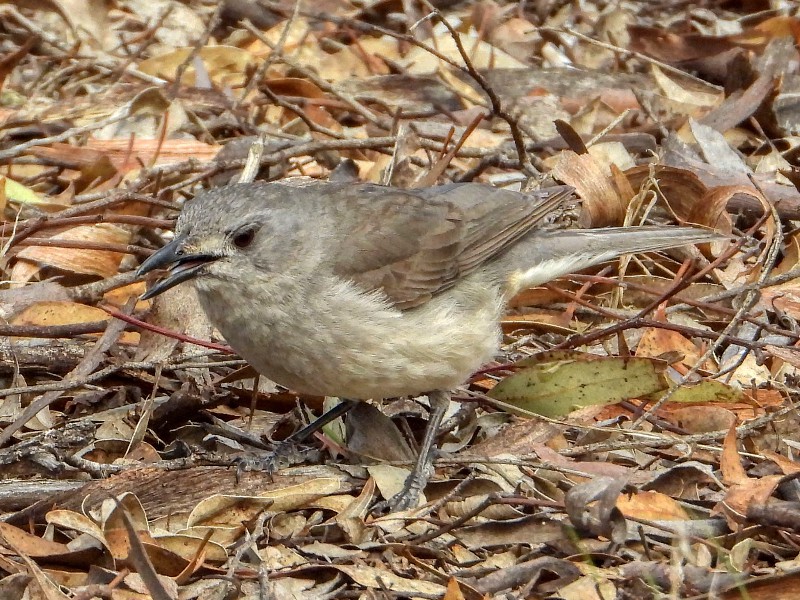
630, 183, 780, 429
242, 20, 390, 130
169, 3, 222, 96
0, 113, 130, 162
0, 299, 133, 446
0, 5, 164, 86
0, 321, 111, 338
542, 26, 723, 92
14, 237, 154, 256
563, 395, 800, 458
418, 0, 535, 176
4, 192, 177, 250
0, 352, 226, 401
236, 1, 302, 108
98, 306, 234, 353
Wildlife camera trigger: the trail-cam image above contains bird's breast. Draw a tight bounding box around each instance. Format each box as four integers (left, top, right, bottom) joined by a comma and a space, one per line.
195, 274, 504, 399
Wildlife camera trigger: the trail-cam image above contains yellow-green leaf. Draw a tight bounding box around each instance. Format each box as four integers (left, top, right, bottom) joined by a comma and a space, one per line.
646, 380, 745, 404
4, 177, 45, 204
489, 355, 669, 418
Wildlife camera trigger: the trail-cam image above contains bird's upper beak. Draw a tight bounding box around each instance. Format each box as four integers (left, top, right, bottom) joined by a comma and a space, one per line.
137, 234, 219, 300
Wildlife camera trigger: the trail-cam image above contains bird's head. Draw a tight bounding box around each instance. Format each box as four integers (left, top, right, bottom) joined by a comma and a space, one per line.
137, 183, 315, 300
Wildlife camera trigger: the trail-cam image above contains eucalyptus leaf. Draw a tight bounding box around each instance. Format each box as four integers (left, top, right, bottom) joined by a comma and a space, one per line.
490, 355, 669, 418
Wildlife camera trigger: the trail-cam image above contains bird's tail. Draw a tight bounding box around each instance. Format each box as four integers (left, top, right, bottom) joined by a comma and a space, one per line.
503, 226, 726, 294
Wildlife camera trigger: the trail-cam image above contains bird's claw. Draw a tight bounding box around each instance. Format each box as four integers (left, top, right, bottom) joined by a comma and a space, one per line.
234, 439, 319, 475
386, 458, 436, 511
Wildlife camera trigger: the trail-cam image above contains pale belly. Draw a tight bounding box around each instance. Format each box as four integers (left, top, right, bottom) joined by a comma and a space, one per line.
196, 274, 504, 399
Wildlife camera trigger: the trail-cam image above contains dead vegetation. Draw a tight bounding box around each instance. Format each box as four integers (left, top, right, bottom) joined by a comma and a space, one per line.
0, 0, 800, 598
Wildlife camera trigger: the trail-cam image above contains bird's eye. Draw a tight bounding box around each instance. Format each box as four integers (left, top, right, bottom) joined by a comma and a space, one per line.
232, 226, 258, 249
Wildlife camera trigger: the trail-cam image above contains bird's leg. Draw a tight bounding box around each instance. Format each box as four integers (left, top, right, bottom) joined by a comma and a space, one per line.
389, 390, 450, 510
285, 398, 359, 445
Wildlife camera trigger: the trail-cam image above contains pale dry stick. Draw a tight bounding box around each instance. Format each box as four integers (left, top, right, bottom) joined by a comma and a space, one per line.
0, 351, 222, 401
157, 135, 401, 193
35, 63, 97, 98
585, 109, 633, 148
712, 331, 764, 382
239, 135, 267, 184
413, 113, 484, 188
375, 452, 659, 500
102, 19, 172, 90
146, 121, 507, 195
104, 3, 173, 56
629, 189, 782, 429
0, 208, 21, 259
0, 321, 108, 338
381, 118, 407, 186
424, 470, 479, 515
12, 215, 173, 231
541, 26, 723, 92
16, 237, 154, 257
126, 364, 162, 458
70, 180, 160, 203
0, 113, 130, 162
111, 495, 173, 600
69, 271, 140, 303
63, 452, 124, 477
287, 155, 320, 175
400, 482, 493, 545
632, 87, 670, 139
378, 448, 749, 472
176, 359, 246, 369
670, 266, 800, 310
533, 285, 773, 352
226, 510, 272, 580
72, 570, 129, 600
413, 132, 500, 159
456, 154, 521, 182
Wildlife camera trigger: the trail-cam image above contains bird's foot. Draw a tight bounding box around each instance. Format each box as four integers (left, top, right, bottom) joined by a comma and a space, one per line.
386, 450, 438, 511
384, 391, 450, 512
234, 439, 320, 474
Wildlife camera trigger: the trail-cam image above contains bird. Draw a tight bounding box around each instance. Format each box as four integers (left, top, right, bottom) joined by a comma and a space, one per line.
137, 179, 722, 510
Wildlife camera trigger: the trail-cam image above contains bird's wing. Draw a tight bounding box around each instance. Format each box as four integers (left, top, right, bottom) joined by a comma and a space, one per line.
330, 183, 573, 310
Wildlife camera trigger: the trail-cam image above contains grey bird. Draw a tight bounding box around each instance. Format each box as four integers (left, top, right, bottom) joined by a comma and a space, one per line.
137, 180, 722, 510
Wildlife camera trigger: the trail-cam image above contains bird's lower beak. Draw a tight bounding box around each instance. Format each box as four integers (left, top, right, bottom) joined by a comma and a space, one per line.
137, 235, 217, 300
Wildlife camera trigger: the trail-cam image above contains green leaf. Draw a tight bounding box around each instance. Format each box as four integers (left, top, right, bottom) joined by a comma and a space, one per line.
646, 380, 745, 404
4, 177, 45, 205
489, 354, 669, 418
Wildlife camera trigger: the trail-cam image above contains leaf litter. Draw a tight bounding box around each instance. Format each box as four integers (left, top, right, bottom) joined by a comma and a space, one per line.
0, 0, 799, 598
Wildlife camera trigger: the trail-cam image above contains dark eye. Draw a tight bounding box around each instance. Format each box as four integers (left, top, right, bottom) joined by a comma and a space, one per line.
232, 226, 258, 249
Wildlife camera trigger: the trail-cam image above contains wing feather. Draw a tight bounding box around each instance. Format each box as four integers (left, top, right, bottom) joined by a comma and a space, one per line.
330, 183, 573, 309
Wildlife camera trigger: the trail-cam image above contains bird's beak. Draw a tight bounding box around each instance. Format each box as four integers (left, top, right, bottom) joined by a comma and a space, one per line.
137, 235, 218, 300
